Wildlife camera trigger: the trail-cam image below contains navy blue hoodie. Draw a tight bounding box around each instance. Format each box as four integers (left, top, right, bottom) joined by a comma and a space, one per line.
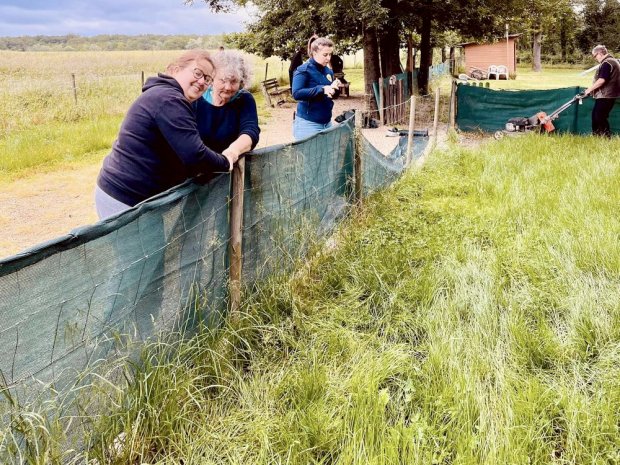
97, 74, 230, 207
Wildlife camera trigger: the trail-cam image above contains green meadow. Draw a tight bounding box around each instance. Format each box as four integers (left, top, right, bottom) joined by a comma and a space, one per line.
5, 133, 620, 463
101, 134, 620, 463
2, 51, 618, 462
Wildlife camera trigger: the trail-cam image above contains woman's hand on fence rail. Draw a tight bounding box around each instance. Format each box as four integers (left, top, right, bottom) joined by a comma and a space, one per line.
222, 147, 241, 171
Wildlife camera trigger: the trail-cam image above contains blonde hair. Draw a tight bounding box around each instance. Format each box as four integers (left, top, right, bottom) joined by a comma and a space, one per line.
311, 37, 334, 53
166, 50, 213, 74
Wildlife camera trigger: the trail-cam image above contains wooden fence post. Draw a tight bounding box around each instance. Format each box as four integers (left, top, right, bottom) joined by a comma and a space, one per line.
433, 87, 440, 145
71, 73, 78, 105
378, 76, 384, 126
449, 79, 456, 129
354, 110, 364, 205
141, 71, 145, 88
264, 62, 269, 81
406, 95, 416, 168
229, 157, 245, 320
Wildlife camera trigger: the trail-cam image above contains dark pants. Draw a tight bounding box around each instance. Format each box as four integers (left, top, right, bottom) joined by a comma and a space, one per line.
592, 98, 616, 137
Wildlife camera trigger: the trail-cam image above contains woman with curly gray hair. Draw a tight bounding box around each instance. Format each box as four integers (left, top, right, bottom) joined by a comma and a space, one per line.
195, 50, 260, 157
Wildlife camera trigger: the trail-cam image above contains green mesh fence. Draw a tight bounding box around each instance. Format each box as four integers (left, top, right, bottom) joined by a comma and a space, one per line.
361, 135, 428, 197
242, 122, 355, 283
0, 115, 428, 455
0, 175, 232, 401
456, 84, 620, 134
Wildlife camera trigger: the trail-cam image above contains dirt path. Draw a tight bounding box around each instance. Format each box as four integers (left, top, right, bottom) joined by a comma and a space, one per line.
0, 94, 381, 259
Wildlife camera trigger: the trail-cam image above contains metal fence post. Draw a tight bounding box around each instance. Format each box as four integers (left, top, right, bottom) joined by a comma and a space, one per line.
378, 76, 384, 126
71, 73, 78, 105
449, 79, 457, 129
433, 87, 440, 146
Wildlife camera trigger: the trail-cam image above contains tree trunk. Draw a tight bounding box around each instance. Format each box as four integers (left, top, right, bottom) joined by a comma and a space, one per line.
560, 18, 568, 62
363, 25, 380, 113
532, 30, 542, 72
406, 36, 414, 72
418, 11, 432, 94
441, 47, 447, 63
378, 14, 402, 75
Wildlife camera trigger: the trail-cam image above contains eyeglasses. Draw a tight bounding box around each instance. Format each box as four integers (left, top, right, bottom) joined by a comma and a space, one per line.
192, 68, 213, 85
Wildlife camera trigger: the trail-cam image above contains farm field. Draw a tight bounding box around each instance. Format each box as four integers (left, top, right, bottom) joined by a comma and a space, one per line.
0, 49, 593, 181
0, 51, 601, 259
2, 50, 620, 462
48, 133, 620, 463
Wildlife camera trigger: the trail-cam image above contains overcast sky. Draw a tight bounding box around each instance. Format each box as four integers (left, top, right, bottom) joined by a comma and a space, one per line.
0, 0, 254, 37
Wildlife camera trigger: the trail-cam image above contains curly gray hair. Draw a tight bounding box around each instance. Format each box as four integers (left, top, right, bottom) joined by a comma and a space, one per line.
212, 50, 253, 89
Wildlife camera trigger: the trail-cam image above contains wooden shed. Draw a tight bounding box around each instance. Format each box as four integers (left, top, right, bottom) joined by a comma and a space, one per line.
459, 34, 521, 78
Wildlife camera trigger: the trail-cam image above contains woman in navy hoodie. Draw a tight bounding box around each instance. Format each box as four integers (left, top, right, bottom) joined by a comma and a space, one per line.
291, 37, 342, 140
96, 50, 237, 220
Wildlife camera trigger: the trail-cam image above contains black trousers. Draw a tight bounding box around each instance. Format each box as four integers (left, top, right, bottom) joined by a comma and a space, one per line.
592, 98, 616, 137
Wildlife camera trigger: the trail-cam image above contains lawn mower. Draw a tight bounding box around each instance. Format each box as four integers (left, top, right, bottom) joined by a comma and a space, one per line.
494, 93, 588, 140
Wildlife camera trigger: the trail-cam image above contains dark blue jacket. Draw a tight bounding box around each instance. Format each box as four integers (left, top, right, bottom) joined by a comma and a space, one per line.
194, 89, 260, 153
292, 58, 337, 124
97, 74, 230, 207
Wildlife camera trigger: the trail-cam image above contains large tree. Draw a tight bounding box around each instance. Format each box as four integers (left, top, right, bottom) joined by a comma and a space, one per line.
577, 0, 620, 53
192, 0, 533, 102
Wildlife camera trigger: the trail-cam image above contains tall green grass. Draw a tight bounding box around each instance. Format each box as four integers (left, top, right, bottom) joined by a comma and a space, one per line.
8, 133, 616, 463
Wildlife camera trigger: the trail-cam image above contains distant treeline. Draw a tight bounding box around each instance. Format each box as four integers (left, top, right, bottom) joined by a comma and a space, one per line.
0, 34, 228, 51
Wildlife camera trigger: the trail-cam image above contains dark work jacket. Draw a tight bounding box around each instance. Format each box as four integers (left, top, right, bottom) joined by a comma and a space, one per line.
292, 58, 338, 125
97, 74, 230, 207
594, 55, 620, 99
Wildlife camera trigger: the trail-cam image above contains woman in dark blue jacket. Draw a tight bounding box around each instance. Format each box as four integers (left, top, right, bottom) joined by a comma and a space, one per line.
194, 50, 260, 157
291, 37, 341, 140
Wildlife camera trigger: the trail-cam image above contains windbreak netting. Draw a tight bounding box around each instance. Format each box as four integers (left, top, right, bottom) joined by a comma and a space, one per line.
0, 175, 232, 401
361, 133, 429, 197
242, 118, 355, 283
0, 115, 429, 448
455, 84, 620, 133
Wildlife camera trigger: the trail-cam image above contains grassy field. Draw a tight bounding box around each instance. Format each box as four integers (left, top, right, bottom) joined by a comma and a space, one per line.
476, 66, 592, 90
26, 133, 613, 463
2, 51, 619, 462
0, 49, 591, 182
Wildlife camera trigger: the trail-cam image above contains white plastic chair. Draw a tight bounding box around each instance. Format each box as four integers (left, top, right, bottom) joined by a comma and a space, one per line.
496, 65, 508, 79
489, 65, 508, 80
